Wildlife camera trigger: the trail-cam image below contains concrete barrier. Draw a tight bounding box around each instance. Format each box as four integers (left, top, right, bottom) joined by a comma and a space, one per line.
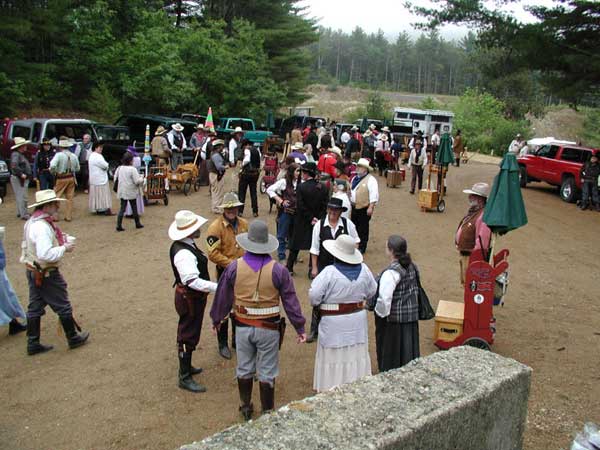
181, 346, 532, 450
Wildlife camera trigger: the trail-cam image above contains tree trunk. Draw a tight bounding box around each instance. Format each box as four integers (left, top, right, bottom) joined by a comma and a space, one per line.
349, 58, 354, 83
335, 38, 341, 80
175, 0, 182, 28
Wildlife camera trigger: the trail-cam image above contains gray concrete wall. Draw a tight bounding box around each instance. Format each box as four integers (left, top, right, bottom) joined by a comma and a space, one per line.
181, 346, 532, 450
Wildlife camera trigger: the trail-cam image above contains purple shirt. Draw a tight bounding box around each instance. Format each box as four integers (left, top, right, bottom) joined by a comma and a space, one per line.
289, 151, 307, 162
210, 252, 306, 334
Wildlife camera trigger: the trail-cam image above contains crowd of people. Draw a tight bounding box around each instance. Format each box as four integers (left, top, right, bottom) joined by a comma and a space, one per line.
1, 116, 501, 424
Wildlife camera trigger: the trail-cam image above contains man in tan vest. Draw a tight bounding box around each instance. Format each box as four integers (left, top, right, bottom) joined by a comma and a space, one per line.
350, 158, 379, 253
151, 126, 171, 167
455, 182, 492, 285
210, 220, 306, 421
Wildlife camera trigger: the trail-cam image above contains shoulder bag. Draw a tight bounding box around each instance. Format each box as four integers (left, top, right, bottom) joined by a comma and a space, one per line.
415, 266, 435, 321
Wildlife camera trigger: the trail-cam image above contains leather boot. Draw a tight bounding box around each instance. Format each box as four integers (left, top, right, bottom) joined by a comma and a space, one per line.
26, 317, 53, 355
189, 351, 202, 375
116, 213, 125, 231
9, 318, 27, 335
305, 307, 320, 343
178, 352, 206, 393
217, 321, 232, 359
237, 377, 254, 421
59, 315, 90, 349
259, 381, 275, 413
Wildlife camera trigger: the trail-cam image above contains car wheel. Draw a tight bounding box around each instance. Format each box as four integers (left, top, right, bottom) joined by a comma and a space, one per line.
519, 166, 528, 188
560, 176, 577, 203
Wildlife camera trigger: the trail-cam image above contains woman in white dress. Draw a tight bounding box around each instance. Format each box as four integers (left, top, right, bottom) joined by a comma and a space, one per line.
88, 142, 113, 215
309, 234, 377, 392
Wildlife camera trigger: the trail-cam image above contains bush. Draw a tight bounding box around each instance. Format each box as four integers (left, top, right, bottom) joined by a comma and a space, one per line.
581, 108, 600, 148
83, 81, 121, 122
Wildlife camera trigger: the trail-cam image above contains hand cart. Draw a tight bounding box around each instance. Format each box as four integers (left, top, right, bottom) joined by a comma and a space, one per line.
417, 161, 448, 213
144, 166, 169, 206
169, 151, 201, 195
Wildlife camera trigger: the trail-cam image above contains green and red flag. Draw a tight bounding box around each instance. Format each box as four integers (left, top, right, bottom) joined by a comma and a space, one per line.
205, 107, 214, 132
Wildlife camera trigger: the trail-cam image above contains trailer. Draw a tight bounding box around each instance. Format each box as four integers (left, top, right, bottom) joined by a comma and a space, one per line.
391, 107, 454, 138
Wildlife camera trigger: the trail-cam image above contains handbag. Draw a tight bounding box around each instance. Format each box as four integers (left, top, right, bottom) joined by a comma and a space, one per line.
416, 268, 435, 320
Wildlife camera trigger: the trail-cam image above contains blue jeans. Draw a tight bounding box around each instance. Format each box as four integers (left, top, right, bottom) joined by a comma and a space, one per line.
276, 212, 293, 260
581, 181, 599, 208
39, 171, 54, 190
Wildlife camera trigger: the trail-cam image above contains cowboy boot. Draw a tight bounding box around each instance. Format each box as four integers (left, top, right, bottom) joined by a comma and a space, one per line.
9, 318, 27, 335
259, 381, 275, 414
59, 315, 90, 349
217, 321, 232, 360
237, 377, 254, 421
179, 352, 206, 393
189, 351, 203, 375
305, 307, 320, 343
116, 213, 125, 231
26, 317, 53, 356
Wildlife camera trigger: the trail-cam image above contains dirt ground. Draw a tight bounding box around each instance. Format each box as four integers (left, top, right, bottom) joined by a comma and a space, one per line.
1, 160, 599, 450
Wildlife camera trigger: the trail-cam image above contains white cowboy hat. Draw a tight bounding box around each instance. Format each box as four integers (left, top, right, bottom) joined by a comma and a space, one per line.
58, 138, 72, 148
28, 190, 66, 209
463, 182, 490, 198
171, 123, 184, 132
356, 158, 373, 172
351, 126, 358, 131
323, 234, 363, 265
218, 192, 244, 209
11, 137, 30, 150
196, 123, 205, 130
168, 210, 208, 241
331, 146, 342, 157
379, 134, 388, 141
369, 124, 376, 130
292, 142, 304, 151
232, 126, 244, 134
363, 130, 372, 137
381, 126, 390, 132
236, 220, 279, 254
211, 139, 225, 148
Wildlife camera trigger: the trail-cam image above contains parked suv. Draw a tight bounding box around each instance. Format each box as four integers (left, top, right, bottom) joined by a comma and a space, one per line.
518, 142, 599, 203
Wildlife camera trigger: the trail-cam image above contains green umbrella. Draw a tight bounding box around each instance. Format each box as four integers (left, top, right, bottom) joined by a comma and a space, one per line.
483, 153, 528, 235
436, 133, 455, 166
360, 117, 368, 133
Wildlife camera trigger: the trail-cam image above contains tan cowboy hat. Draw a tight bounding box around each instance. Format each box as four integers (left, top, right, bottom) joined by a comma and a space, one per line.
171, 123, 184, 132
211, 139, 225, 148
356, 158, 373, 172
463, 182, 490, 198
381, 126, 390, 132
168, 210, 208, 241
292, 142, 304, 151
196, 123, 205, 130
28, 190, 66, 209
236, 220, 279, 254
379, 134, 388, 141
11, 137, 30, 150
232, 126, 244, 134
369, 124, 376, 130
58, 138, 72, 148
218, 192, 244, 209
323, 234, 363, 265
155, 125, 167, 136
331, 146, 342, 157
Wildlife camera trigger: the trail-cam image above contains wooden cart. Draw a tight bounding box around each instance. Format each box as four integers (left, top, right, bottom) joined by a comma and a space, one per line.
417, 162, 448, 213
145, 166, 169, 206
168, 152, 201, 196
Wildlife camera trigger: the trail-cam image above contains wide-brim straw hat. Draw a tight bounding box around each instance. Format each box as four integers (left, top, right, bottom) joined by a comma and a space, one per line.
196, 123, 205, 130
463, 182, 490, 198
382, 126, 390, 132
363, 130, 372, 137
169, 210, 208, 241
323, 234, 363, 264
218, 192, 244, 209
379, 134, 388, 141
331, 146, 342, 157
369, 124, 376, 130
11, 137, 30, 150
171, 123, 184, 132
28, 189, 66, 209
236, 220, 279, 254
212, 139, 225, 148
155, 126, 167, 135
58, 139, 72, 148
232, 126, 244, 134
292, 142, 304, 151
356, 158, 373, 172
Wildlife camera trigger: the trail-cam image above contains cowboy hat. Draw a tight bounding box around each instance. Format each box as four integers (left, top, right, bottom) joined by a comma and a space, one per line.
379, 134, 388, 141
292, 142, 304, 151
41, 137, 53, 145
232, 127, 244, 134
168, 210, 208, 241
211, 139, 225, 148
171, 123, 184, 132
351, 126, 358, 131
381, 126, 390, 132
327, 197, 347, 212
363, 130, 372, 137
236, 220, 279, 254
331, 146, 342, 157
463, 182, 490, 198
28, 190, 66, 209
196, 123, 205, 130
11, 137, 30, 150
155, 125, 167, 135
218, 192, 244, 209
300, 162, 318, 175
323, 234, 363, 265
356, 158, 373, 172
58, 138, 72, 148
369, 124, 376, 130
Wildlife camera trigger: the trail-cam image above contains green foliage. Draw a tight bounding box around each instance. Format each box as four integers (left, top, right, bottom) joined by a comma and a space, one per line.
83, 80, 121, 122
420, 96, 440, 110
345, 91, 391, 123
581, 108, 600, 148
454, 89, 531, 154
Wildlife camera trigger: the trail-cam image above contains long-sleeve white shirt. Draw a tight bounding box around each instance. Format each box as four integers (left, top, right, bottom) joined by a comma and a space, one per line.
88, 151, 109, 186
266, 178, 296, 199
408, 148, 428, 167
430, 133, 441, 146
374, 268, 401, 318
242, 147, 262, 167
26, 218, 66, 264
173, 238, 218, 293
167, 131, 187, 151
309, 264, 377, 348
310, 216, 359, 256
229, 138, 238, 164
350, 175, 379, 204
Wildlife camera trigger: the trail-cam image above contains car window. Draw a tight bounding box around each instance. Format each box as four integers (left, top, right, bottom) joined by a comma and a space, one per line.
44, 123, 92, 141
12, 125, 31, 139
581, 151, 596, 163
537, 145, 559, 159
560, 147, 583, 162
31, 123, 42, 143
227, 120, 253, 131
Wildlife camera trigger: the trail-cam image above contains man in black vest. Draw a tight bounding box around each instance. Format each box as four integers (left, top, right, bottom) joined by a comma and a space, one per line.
237, 139, 261, 217
169, 210, 217, 393
286, 162, 328, 276
305, 197, 360, 342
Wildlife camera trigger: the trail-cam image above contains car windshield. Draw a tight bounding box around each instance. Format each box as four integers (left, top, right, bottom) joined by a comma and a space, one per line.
95, 125, 130, 141
44, 123, 93, 142
226, 120, 254, 131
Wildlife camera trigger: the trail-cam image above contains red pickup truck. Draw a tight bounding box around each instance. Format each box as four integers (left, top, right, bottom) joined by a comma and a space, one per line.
517, 143, 599, 203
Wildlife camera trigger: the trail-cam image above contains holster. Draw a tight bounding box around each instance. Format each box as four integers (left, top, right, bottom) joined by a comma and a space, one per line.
278, 318, 286, 349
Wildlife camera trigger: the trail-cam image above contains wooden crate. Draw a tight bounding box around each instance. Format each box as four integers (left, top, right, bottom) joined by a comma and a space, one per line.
400, 151, 409, 161
434, 300, 464, 343
417, 189, 439, 209
386, 170, 402, 187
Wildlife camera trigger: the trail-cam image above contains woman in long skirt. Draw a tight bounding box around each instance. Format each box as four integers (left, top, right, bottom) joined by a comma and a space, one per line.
309, 234, 377, 392
88, 142, 113, 215
373, 235, 420, 372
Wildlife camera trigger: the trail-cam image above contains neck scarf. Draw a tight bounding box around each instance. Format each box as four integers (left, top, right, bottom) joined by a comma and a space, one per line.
334, 260, 362, 281
351, 173, 365, 190
31, 210, 65, 245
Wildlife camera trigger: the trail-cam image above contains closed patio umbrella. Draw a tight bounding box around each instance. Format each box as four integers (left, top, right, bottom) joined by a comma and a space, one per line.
436, 133, 455, 166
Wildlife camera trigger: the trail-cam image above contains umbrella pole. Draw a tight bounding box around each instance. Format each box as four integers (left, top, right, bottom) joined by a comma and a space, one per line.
488, 233, 497, 264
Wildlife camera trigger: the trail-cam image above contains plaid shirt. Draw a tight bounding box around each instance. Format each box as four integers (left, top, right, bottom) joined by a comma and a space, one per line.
386, 261, 420, 323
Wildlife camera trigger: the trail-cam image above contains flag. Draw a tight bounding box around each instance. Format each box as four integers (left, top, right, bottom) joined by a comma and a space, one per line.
205, 107, 214, 132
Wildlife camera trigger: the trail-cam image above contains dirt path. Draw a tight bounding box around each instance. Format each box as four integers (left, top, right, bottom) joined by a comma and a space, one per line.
1, 161, 599, 450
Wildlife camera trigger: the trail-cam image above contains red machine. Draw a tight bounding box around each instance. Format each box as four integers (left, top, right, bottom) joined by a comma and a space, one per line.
434, 249, 509, 350
260, 154, 278, 194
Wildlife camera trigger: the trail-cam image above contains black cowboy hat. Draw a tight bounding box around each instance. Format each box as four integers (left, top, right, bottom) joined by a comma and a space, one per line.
333, 160, 347, 172
327, 197, 347, 211
300, 162, 318, 175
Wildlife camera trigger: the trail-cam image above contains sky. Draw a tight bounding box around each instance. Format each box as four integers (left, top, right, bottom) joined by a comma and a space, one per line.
299, 0, 558, 41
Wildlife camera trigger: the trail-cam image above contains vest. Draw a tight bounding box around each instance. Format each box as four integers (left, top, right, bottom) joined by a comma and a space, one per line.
386, 262, 419, 323
455, 209, 483, 253
169, 241, 210, 288
242, 147, 260, 172
282, 180, 297, 214
354, 174, 373, 209
172, 133, 184, 151
20, 218, 60, 270
207, 151, 224, 174
233, 258, 279, 320
317, 217, 348, 272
